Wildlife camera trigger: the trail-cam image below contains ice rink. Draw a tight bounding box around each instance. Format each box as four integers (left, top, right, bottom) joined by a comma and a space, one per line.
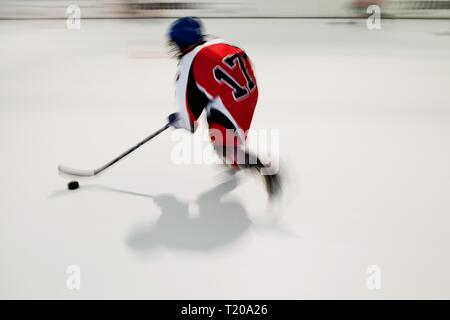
1, 18, 450, 299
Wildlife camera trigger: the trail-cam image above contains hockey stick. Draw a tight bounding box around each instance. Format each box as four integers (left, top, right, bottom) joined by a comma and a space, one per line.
58, 123, 171, 177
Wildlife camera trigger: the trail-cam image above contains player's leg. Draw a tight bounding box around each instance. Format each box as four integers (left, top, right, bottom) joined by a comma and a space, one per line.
207, 110, 281, 199
207, 121, 241, 170
239, 148, 282, 199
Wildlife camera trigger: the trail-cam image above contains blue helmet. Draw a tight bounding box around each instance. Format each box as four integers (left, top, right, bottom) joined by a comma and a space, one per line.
168, 17, 204, 48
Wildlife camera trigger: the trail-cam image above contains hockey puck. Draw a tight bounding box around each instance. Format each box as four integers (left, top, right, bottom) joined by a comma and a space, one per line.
67, 181, 79, 190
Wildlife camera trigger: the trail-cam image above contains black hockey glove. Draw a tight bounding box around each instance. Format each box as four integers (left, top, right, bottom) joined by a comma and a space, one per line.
168, 112, 184, 129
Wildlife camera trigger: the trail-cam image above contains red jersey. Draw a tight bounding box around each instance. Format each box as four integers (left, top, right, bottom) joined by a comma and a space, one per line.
175, 39, 258, 144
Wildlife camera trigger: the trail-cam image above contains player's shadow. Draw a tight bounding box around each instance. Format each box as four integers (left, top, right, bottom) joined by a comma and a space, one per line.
48, 176, 253, 252
126, 177, 252, 253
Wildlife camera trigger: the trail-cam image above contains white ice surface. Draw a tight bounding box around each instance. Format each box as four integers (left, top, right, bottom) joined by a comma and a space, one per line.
1, 18, 450, 299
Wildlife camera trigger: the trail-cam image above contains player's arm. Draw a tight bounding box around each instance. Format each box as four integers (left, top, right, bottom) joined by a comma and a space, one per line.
169, 57, 210, 132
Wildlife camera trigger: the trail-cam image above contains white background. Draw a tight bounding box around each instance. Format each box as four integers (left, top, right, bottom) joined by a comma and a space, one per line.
1, 18, 450, 298
1, 0, 450, 18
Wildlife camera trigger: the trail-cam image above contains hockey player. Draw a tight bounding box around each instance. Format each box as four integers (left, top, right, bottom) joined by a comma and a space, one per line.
166, 17, 281, 199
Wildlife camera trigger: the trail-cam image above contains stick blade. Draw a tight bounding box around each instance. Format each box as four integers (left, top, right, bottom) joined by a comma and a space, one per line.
58, 165, 96, 177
